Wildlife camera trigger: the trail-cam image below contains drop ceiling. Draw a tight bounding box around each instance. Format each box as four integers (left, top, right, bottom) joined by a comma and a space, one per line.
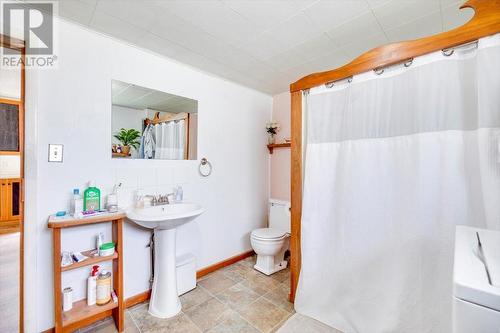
112, 80, 197, 113
54, 0, 472, 95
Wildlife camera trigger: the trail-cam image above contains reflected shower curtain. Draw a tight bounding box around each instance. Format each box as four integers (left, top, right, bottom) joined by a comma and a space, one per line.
154, 120, 185, 159
295, 34, 500, 333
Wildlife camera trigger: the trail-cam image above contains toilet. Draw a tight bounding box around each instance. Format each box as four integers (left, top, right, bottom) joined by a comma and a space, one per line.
251, 199, 290, 275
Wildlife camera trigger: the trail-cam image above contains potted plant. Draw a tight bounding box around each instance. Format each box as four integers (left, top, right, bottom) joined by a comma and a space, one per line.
266, 121, 280, 144
113, 128, 141, 155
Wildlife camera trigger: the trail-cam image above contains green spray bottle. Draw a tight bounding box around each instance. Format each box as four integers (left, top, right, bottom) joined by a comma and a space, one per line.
83, 181, 101, 212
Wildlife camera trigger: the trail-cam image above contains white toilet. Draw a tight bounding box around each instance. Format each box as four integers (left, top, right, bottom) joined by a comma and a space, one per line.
251, 199, 291, 275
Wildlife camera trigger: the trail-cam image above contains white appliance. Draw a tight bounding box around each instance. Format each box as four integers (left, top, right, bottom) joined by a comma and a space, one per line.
453, 226, 500, 333
250, 199, 290, 275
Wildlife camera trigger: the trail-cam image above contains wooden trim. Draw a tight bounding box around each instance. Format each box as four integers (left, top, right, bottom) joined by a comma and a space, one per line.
0, 151, 21, 155
290, 0, 500, 92
289, 92, 302, 303
267, 142, 290, 154
0, 33, 25, 51
196, 250, 254, 279
0, 98, 21, 106
124, 290, 151, 309
47, 212, 126, 229
287, 0, 500, 303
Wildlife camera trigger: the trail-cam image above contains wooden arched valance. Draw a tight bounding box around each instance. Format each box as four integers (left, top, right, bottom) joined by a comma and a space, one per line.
288, 0, 500, 302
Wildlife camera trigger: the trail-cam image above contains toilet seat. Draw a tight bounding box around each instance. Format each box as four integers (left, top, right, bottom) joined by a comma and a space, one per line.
251, 228, 288, 241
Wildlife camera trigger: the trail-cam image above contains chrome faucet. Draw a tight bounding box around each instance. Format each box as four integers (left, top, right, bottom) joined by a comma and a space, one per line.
152, 193, 175, 206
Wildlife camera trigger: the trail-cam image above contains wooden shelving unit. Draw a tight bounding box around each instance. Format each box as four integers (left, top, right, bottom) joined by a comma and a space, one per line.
112, 152, 130, 158
48, 212, 125, 333
267, 142, 291, 154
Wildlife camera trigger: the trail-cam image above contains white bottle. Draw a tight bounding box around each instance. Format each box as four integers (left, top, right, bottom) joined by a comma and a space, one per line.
175, 186, 183, 202
87, 265, 99, 306
72, 189, 84, 218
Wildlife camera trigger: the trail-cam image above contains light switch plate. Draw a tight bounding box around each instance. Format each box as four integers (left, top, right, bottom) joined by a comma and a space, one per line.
48, 144, 64, 162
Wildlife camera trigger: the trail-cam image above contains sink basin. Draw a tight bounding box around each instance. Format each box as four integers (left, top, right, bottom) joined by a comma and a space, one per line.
126, 202, 204, 319
127, 203, 204, 229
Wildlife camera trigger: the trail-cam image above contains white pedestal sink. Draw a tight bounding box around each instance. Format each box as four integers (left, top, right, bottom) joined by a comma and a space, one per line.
127, 203, 204, 318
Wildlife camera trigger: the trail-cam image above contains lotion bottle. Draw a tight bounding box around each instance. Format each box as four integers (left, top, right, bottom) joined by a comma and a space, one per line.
87, 265, 99, 306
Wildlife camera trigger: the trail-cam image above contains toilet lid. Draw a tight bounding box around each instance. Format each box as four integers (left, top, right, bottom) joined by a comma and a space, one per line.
251, 228, 287, 240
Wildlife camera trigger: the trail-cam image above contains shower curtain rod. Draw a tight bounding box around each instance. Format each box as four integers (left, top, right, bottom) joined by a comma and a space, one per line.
287, 0, 500, 303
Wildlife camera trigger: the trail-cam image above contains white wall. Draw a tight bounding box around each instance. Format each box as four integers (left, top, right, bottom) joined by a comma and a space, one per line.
24, 19, 271, 332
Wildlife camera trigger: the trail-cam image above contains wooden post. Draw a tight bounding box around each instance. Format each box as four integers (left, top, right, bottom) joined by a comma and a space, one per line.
52, 228, 62, 333
289, 91, 302, 303
112, 218, 124, 331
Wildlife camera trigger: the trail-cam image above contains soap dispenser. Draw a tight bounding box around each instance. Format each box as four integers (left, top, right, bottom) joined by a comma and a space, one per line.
84, 181, 101, 212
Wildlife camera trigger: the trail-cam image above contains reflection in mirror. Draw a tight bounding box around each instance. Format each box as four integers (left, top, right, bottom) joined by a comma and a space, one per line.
111, 80, 198, 160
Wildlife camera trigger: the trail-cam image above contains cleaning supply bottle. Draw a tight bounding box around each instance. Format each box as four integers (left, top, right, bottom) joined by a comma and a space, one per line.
87, 265, 99, 306
84, 181, 101, 212
72, 189, 83, 217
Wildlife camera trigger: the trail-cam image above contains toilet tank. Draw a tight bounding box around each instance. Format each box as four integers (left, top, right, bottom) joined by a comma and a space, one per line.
268, 199, 291, 233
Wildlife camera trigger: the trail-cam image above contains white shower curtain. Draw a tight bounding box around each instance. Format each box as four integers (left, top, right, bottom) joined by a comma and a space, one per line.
295, 34, 500, 333
153, 120, 185, 159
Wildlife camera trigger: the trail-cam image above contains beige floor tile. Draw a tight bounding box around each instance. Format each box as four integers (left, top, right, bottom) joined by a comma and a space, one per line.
130, 303, 201, 333
207, 310, 259, 333
220, 263, 259, 283
184, 297, 231, 332
271, 268, 290, 283
80, 312, 139, 333
238, 255, 257, 268
0, 233, 19, 333
215, 283, 260, 311
263, 284, 294, 313
238, 298, 290, 333
197, 271, 237, 295
275, 314, 342, 333
181, 285, 212, 310
239, 271, 282, 296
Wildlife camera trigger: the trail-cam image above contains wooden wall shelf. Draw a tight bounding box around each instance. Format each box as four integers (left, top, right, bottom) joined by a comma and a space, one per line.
267, 142, 291, 154
48, 212, 125, 332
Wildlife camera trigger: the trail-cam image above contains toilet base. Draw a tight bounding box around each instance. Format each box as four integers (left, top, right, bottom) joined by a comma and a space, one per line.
254, 259, 288, 275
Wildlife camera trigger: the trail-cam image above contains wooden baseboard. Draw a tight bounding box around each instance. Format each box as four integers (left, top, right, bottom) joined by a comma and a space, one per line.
124, 290, 151, 308
196, 250, 254, 279
42, 250, 254, 333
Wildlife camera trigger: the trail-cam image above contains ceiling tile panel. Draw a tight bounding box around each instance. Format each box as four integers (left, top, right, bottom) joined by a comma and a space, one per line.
222, 0, 313, 31
385, 11, 442, 42
58, 0, 96, 26
262, 13, 321, 51
326, 12, 383, 48
304, 0, 371, 32
89, 10, 147, 44
95, 0, 159, 31
371, 0, 440, 31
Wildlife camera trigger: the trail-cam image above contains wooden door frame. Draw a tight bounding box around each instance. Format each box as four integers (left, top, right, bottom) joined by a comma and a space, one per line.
1, 33, 26, 332
288, 0, 500, 302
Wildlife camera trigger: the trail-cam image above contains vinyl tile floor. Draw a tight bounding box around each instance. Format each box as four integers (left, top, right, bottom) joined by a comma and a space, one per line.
79, 255, 293, 333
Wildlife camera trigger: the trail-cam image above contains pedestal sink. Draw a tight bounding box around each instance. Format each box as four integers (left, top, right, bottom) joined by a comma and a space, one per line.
127, 203, 204, 318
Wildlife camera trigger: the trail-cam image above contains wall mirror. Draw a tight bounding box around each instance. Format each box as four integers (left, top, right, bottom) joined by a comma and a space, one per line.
111, 80, 198, 160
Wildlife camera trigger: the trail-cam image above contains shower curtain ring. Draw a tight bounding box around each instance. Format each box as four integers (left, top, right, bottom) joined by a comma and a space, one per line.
374, 68, 384, 75
442, 49, 454, 57
325, 82, 335, 88
404, 58, 413, 67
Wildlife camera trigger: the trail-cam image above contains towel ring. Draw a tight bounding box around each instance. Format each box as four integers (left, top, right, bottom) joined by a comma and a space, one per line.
199, 158, 212, 177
